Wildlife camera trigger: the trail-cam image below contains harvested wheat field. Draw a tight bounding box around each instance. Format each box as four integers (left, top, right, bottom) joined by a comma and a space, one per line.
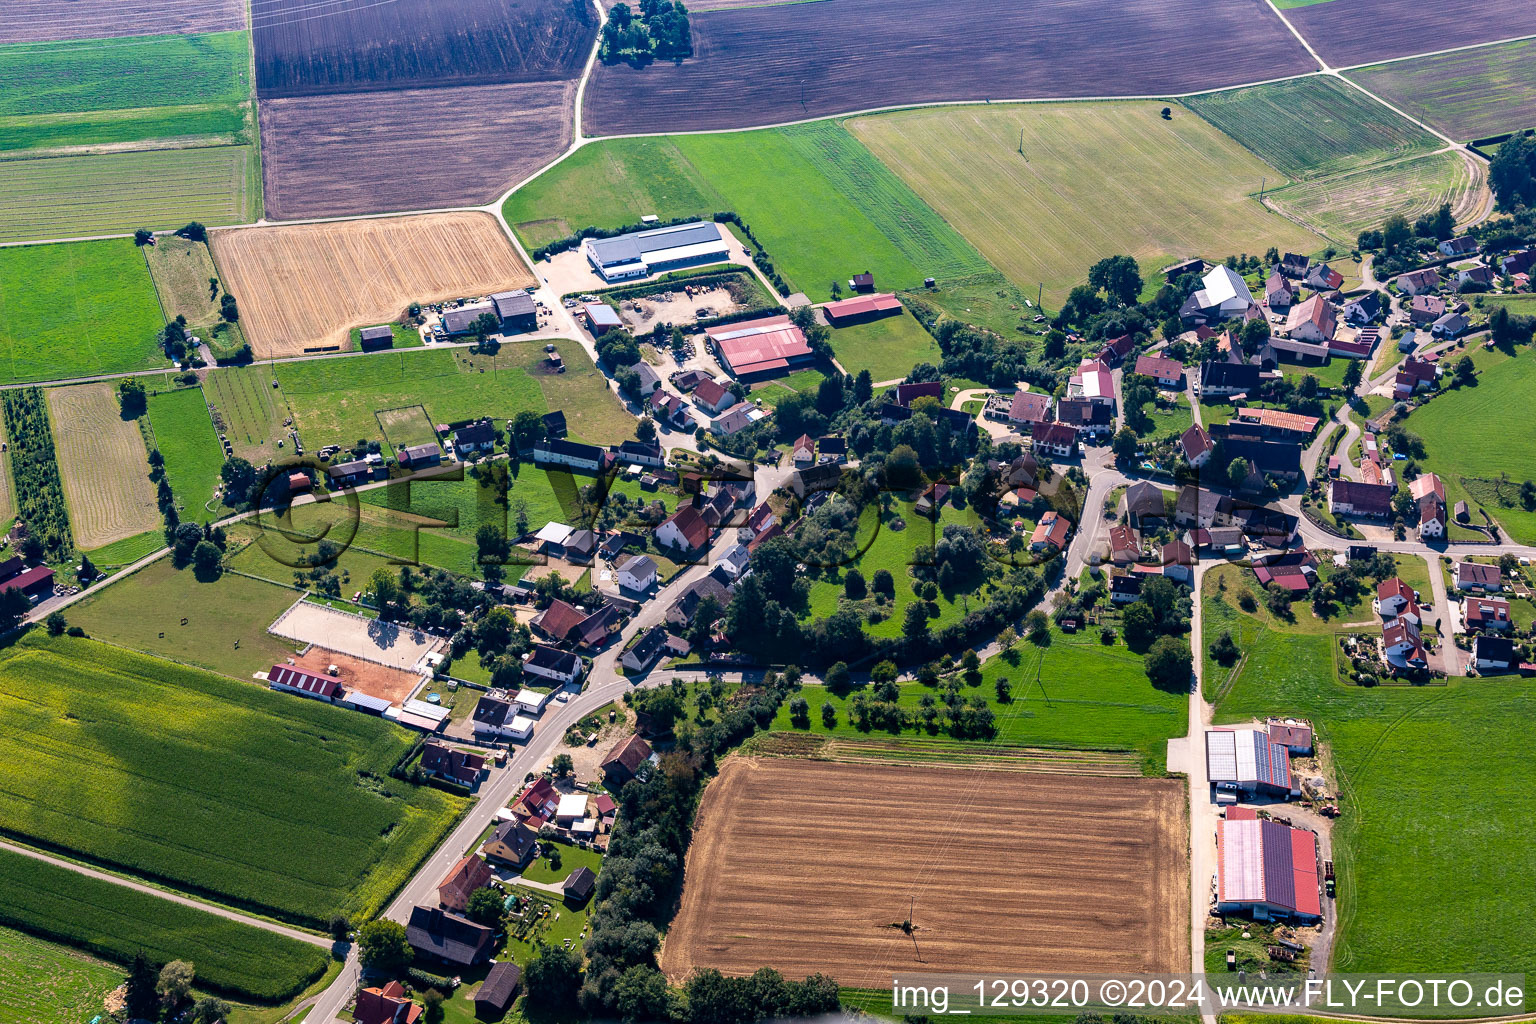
662, 758, 1188, 987
46, 383, 160, 547
210, 213, 534, 357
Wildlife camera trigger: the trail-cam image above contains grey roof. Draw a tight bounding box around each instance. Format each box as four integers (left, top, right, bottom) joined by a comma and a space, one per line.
359, 325, 393, 341
491, 290, 536, 317
441, 303, 495, 334
586, 221, 724, 266
328, 458, 371, 478
476, 962, 522, 1011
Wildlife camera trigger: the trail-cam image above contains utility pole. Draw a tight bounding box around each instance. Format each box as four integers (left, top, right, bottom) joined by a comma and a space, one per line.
1259, 176, 1266, 202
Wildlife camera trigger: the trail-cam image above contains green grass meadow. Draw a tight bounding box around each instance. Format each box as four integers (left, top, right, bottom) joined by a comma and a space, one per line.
505, 122, 991, 301
826, 309, 941, 382
1203, 572, 1536, 977
0, 239, 167, 383
0, 632, 465, 928
146, 385, 225, 522
0, 924, 121, 1024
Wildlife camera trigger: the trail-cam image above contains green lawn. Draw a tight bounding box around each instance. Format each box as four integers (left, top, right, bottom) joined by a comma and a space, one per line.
1204, 575, 1536, 977
501, 340, 634, 446
772, 632, 1186, 774
504, 122, 991, 301
146, 385, 225, 522
1134, 393, 1193, 442
1345, 39, 1536, 142
826, 309, 941, 382
81, 528, 165, 569
66, 558, 304, 678
1290, 356, 1354, 389
518, 840, 602, 885
1184, 76, 1438, 180
0, 632, 465, 928
0, 239, 167, 383
1406, 347, 1536, 543
348, 323, 423, 351
0, 924, 121, 1024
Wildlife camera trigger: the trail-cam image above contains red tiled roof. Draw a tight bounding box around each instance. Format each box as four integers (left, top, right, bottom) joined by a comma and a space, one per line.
1032, 421, 1077, 447
1007, 390, 1052, 424
534, 599, 586, 641
693, 377, 730, 408
1377, 577, 1413, 602
895, 380, 944, 406
1134, 354, 1184, 380
663, 504, 711, 550
1180, 423, 1213, 462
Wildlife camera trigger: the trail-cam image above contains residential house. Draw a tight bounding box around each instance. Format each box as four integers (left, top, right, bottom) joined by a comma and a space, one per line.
1498, 250, 1535, 278
522, 644, 583, 687
1056, 398, 1114, 439
850, 271, 875, 292
915, 482, 951, 518
1328, 479, 1395, 519
1409, 294, 1447, 326
420, 741, 485, 788
601, 734, 655, 785
1173, 484, 1232, 530
1466, 597, 1512, 632
436, 854, 493, 912
1199, 360, 1263, 398
894, 380, 944, 406
452, 419, 496, 457
1395, 356, 1438, 398
744, 501, 777, 538
1134, 354, 1185, 388
1284, 293, 1337, 343
612, 439, 666, 469
405, 907, 494, 967
1304, 263, 1344, 291
1264, 271, 1293, 313
1031, 421, 1079, 458
710, 403, 761, 435
1160, 539, 1194, 584
1109, 573, 1143, 604
1438, 236, 1478, 257
1124, 481, 1166, 529
397, 443, 443, 470
353, 981, 422, 1024
1108, 523, 1140, 564
791, 462, 843, 497
626, 361, 661, 397
1375, 577, 1416, 617
1409, 473, 1447, 538
1473, 634, 1515, 672
672, 368, 711, 392
657, 505, 710, 557
471, 697, 535, 742
1457, 264, 1496, 290
1005, 452, 1040, 489
1455, 561, 1502, 592
484, 819, 539, 868
328, 458, 380, 487
1382, 618, 1427, 670
791, 433, 816, 466
1180, 423, 1214, 467
665, 570, 732, 631
1396, 268, 1441, 295
1432, 312, 1469, 339
1005, 390, 1052, 427
1097, 333, 1135, 366
692, 378, 736, 416
1030, 510, 1072, 552
621, 625, 671, 673
570, 603, 621, 650
1070, 359, 1116, 405
533, 438, 607, 473
649, 389, 687, 427
1280, 252, 1309, 278
616, 553, 658, 593
1342, 292, 1383, 325
531, 599, 586, 644
1212, 433, 1303, 483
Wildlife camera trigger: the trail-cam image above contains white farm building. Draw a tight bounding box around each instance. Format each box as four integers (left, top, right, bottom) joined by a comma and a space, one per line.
582, 222, 731, 282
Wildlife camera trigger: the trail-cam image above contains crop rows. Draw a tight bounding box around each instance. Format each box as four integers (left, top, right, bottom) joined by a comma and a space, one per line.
0, 635, 465, 926
1, 388, 73, 561
46, 383, 161, 549
1267, 150, 1482, 244
1287, 0, 1536, 67
1345, 39, 1536, 142
204, 365, 289, 462
0, 0, 245, 45
0, 846, 328, 1002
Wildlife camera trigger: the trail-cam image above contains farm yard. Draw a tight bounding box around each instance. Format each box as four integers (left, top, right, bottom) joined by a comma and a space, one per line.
660, 758, 1188, 985
204, 366, 290, 464
0, 925, 120, 1024
0, 633, 466, 927
1346, 40, 1536, 141
0, 0, 245, 44
1205, 577, 1536, 977
67, 558, 304, 678
582, 0, 1315, 134
210, 214, 534, 357
1264, 150, 1484, 245
1184, 76, 1439, 180
0, 145, 259, 244
251, 0, 596, 98
0, 239, 166, 383
145, 385, 225, 522
0, 847, 327, 1003
506, 124, 991, 302
258, 80, 576, 219
45, 383, 159, 549
848, 102, 1328, 306
1285, 0, 1536, 67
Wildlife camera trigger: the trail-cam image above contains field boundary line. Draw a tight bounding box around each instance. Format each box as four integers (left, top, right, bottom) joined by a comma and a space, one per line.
0, 837, 331, 948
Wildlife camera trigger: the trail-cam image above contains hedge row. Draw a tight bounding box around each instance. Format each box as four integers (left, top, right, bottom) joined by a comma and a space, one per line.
0, 846, 330, 1003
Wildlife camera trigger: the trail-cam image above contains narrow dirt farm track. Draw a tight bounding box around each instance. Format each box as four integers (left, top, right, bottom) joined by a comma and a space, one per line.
583, 0, 1316, 134
660, 758, 1189, 987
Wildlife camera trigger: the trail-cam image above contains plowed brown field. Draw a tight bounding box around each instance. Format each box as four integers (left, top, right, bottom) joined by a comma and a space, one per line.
46, 382, 160, 548
0, 0, 245, 44
662, 758, 1188, 986
210, 213, 534, 357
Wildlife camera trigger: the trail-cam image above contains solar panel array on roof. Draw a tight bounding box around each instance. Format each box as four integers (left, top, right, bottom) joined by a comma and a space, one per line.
1207, 729, 1291, 791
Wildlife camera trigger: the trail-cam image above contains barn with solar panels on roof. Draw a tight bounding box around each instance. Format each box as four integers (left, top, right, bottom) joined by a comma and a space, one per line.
1206, 728, 1298, 800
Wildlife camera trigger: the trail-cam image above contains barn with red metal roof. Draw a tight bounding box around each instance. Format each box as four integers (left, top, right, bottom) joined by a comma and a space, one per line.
706, 315, 814, 380
1216, 817, 1321, 921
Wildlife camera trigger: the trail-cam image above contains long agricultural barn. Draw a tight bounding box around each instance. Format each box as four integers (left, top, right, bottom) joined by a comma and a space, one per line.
706, 314, 815, 379
582, 221, 731, 282
823, 292, 903, 325
1206, 728, 1296, 798
1216, 813, 1321, 921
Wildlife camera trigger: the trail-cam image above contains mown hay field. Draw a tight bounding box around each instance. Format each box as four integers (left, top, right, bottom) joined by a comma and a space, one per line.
145, 385, 225, 523
0, 239, 166, 383
0, 0, 245, 44
583, 0, 1314, 134
661, 758, 1188, 985
848, 102, 1329, 306
211, 213, 534, 357
0, 633, 466, 927
1345, 39, 1536, 141
45, 382, 159, 548
1184, 76, 1438, 179
1266, 150, 1484, 244
144, 235, 225, 327
259, 79, 575, 218
0, 924, 121, 1024
0, 145, 259, 244
0, 847, 327, 1003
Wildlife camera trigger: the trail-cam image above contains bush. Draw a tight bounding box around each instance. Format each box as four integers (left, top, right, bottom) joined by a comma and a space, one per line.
408, 967, 457, 992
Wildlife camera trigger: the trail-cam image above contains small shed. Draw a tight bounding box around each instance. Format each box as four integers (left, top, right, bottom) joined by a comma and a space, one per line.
474, 961, 522, 1018
359, 325, 395, 351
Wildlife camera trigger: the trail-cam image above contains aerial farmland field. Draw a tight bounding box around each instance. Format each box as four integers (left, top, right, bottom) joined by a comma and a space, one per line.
661, 758, 1188, 985
1346, 40, 1536, 141
145, 385, 225, 523
1185, 76, 1439, 180
258, 80, 575, 219
1285, 0, 1536, 67
0, 633, 466, 927
204, 365, 290, 463
0, 239, 166, 383
0, 145, 259, 244
210, 214, 534, 357
45, 383, 160, 549
0, 925, 120, 1024
252, 0, 596, 98
144, 235, 228, 327
1265, 150, 1484, 245
0, 0, 245, 44
582, 0, 1315, 134
825, 310, 940, 383
848, 102, 1329, 305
